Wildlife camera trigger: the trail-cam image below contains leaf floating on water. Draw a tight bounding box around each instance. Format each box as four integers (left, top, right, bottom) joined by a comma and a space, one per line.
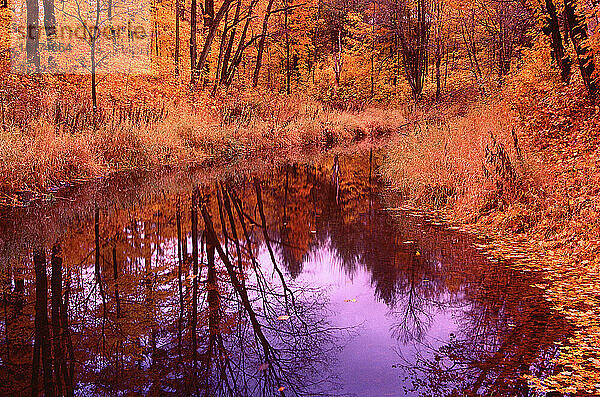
258, 363, 269, 371
415, 251, 421, 256
277, 315, 290, 320
344, 298, 357, 302
278, 386, 286, 392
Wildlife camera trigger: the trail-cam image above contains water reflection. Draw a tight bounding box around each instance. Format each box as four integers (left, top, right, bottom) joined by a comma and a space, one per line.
0, 150, 567, 396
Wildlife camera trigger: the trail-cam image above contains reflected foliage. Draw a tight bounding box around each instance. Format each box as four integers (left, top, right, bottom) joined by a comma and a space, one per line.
0, 150, 567, 396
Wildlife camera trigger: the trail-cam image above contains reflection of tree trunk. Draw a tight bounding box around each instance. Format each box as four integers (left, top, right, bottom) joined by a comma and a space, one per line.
14, 264, 24, 315
61, 263, 74, 396
112, 246, 120, 319
2, 290, 8, 364
254, 180, 295, 311
32, 249, 54, 397
221, 185, 244, 276
94, 207, 107, 348
190, 190, 199, 384
51, 244, 65, 396
200, 205, 272, 358
205, 235, 218, 393
176, 203, 184, 361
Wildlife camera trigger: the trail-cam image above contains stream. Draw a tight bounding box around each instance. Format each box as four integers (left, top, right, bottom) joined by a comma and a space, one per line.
0, 148, 567, 396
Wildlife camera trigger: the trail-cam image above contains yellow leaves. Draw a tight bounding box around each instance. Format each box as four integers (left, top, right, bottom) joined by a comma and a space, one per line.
344, 298, 357, 302
278, 386, 285, 392
277, 315, 290, 320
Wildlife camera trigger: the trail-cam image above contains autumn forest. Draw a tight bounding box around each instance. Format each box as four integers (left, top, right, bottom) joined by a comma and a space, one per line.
1, 0, 600, 393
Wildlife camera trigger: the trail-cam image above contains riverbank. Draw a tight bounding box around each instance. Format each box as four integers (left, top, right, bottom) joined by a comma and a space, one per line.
382, 69, 600, 394
0, 80, 407, 205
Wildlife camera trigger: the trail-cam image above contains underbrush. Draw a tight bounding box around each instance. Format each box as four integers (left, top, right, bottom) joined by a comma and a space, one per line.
381, 97, 538, 226
382, 43, 600, 394
0, 77, 408, 199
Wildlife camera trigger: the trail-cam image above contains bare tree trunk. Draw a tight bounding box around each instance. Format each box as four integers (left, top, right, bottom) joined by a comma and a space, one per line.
542, 0, 571, 81
190, 0, 198, 82
42, 0, 56, 53
252, 0, 275, 87
333, 30, 342, 89
195, 0, 234, 78
204, 0, 215, 27
220, 0, 242, 84
26, 0, 40, 71
563, 0, 597, 96
175, 0, 180, 76
224, 0, 258, 86
285, 0, 291, 94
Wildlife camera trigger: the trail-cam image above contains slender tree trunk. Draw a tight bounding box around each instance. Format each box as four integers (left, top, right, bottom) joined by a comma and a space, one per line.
224, 0, 258, 86
195, 0, 233, 78
42, 0, 56, 52
221, 0, 241, 84
190, 0, 198, 81
563, 0, 597, 96
26, 0, 40, 71
252, 0, 275, 87
285, 0, 291, 94
175, 0, 180, 76
333, 30, 342, 88
204, 0, 215, 27
215, 8, 230, 84
543, 0, 571, 81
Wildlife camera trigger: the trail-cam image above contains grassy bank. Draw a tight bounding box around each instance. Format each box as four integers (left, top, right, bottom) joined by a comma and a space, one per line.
0, 76, 408, 204
381, 57, 600, 394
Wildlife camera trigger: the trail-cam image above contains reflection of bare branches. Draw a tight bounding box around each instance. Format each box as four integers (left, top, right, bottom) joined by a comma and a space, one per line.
394, 266, 569, 397
197, 190, 346, 396
390, 281, 435, 344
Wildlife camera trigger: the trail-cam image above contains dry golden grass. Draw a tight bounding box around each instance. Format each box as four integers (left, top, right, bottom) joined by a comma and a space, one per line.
0, 84, 408, 198
381, 97, 529, 215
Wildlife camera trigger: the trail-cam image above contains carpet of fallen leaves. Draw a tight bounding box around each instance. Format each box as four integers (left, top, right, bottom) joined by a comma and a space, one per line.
409, 80, 600, 394
467, 81, 600, 394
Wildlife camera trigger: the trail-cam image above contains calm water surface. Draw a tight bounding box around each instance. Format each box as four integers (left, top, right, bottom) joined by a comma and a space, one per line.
0, 150, 567, 396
